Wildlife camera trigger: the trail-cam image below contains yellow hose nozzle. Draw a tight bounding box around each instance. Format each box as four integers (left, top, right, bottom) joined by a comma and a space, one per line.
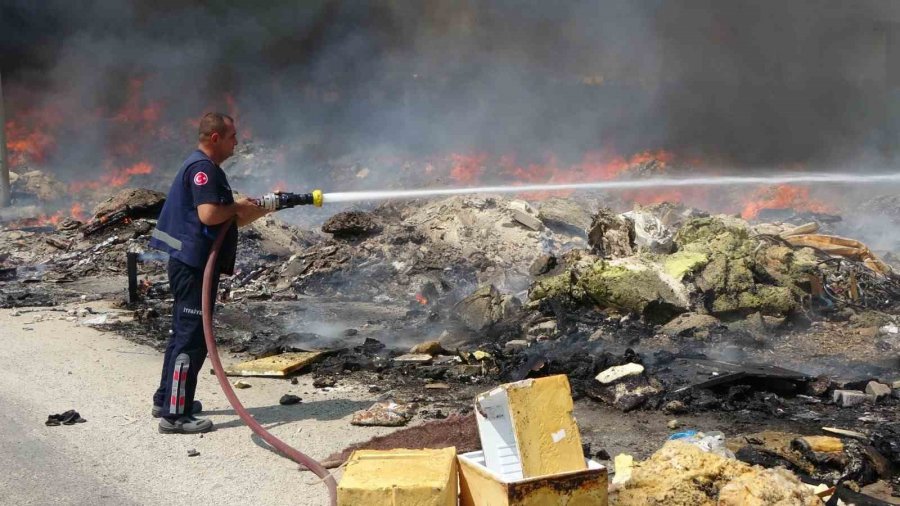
312, 189, 323, 207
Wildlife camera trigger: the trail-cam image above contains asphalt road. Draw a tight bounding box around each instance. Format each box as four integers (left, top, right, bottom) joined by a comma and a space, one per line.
0, 303, 392, 505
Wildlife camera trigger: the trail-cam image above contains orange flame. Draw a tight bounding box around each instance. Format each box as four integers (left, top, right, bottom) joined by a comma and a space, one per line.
449, 153, 488, 184
113, 78, 163, 126
69, 161, 155, 193
578, 149, 674, 182
741, 185, 831, 219
43, 211, 63, 226
447, 149, 675, 188
444, 149, 677, 200
20, 210, 64, 227
105, 161, 154, 187
70, 202, 86, 222
16, 202, 89, 228
415, 293, 428, 305
4, 110, 59, 167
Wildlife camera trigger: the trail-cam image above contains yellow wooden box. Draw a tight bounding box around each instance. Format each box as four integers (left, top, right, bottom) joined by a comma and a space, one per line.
337, 448, 457, 506
458, 451, 607, 506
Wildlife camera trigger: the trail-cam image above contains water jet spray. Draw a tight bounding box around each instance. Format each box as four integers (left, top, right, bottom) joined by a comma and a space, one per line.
322, 172, 900, 204
258, 171, 900, 208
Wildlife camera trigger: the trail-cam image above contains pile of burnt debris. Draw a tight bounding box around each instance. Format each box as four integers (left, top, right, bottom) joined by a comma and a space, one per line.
3, 173, 900, 500
3, 186, 899, 384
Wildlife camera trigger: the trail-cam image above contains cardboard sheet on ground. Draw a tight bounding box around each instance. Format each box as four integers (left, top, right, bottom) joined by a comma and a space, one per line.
783, 234, 892, 275
224, 351, 324, 377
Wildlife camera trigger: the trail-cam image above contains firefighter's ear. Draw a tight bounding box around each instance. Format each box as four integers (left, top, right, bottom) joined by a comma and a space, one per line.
209, 131, 220, 144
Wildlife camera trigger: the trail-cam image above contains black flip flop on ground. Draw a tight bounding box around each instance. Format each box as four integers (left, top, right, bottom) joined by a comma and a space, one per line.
46, 410, 87, 426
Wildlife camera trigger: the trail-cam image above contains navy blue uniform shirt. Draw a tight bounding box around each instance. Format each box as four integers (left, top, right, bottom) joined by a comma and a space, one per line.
150, 150, 238, 274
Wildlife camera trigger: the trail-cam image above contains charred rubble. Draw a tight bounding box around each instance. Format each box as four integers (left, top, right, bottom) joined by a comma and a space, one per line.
3, 170, 900, 497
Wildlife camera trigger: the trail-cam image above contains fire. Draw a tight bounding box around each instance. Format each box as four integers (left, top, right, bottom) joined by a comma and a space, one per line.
415, 293, 428, 305
18, 210, 64, 228
5, 76, 265, 207
41, 211, 64, 226
741, 185, 832, 219
101, 77, 164, 187
499, 155, 568, 199
4, 105, 61, 167
104, 161, 154, 187
273, 180, 287, 192
501, 155, 560, 183
13, 201, 89, 228
113, 78, 163, 126
449, 153, 488, 184
578, 149, 675, 182
446, 149, 676, 188
443, 149, 678, 200
70, 202, 86, 222
69, 161, 155, 193
6, 120, 55, 166
107, 77, 171, 161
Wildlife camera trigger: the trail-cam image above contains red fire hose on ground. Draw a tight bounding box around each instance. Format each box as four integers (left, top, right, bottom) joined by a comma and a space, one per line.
201, 218, 338, 505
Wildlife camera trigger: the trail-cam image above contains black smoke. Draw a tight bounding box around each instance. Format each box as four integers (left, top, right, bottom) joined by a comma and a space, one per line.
3, 0, 900, 176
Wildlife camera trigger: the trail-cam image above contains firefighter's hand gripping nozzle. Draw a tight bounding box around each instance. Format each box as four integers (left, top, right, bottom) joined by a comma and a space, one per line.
254, 190, 323, 211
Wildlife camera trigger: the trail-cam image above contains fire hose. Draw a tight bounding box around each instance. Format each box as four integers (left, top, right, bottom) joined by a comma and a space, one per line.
200, 190, 337, 505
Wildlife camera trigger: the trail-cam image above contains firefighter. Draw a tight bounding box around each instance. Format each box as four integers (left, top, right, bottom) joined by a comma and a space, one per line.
148, 112, 269, 434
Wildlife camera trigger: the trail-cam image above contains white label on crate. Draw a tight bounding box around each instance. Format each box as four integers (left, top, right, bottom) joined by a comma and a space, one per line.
551, 429, 566, 443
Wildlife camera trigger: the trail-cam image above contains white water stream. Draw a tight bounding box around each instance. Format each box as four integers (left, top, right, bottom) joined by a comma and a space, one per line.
321, 172, 900, 204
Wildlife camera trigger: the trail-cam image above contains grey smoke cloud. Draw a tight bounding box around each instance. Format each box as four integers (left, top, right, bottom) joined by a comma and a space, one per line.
3, 0, 900, 181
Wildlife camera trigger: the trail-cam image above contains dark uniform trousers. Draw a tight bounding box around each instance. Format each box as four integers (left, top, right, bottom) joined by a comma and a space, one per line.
152, 257, 220, 418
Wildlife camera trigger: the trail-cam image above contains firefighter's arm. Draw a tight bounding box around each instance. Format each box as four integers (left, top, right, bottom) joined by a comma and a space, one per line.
197, 199, 268, 227
234, 198, 270, 227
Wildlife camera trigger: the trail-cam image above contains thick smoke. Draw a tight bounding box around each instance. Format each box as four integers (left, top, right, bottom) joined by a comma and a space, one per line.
3, 0, 900, 182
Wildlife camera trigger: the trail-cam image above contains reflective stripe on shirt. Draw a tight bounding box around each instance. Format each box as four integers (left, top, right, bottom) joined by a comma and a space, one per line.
151, 228, 183, 251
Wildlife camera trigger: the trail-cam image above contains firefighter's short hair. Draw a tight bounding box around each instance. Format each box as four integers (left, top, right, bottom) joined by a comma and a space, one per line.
198, 112, 234, 141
